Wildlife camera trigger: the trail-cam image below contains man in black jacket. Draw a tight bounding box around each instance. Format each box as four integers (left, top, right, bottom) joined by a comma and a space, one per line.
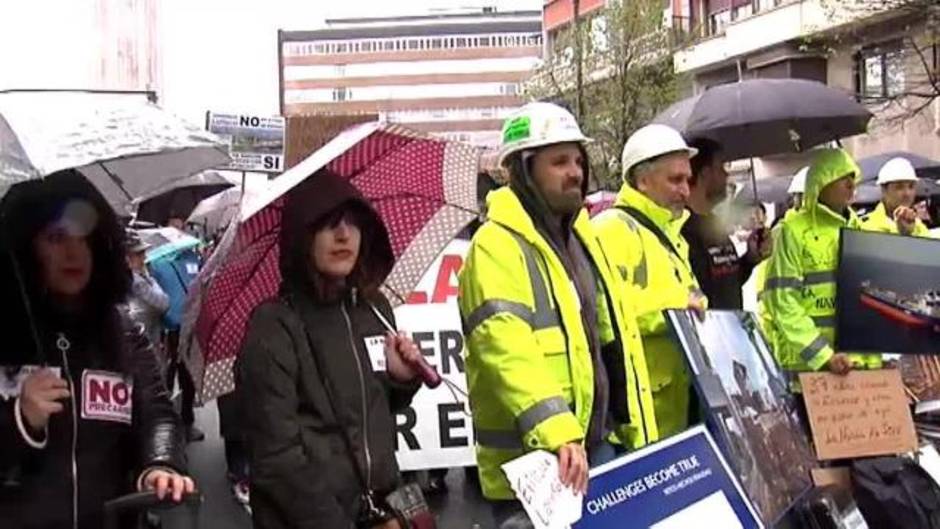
682, 139, 771, 309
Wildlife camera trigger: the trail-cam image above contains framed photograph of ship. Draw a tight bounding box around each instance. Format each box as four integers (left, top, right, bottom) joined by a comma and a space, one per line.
836, 229, 940, 355
666, 310, 816, 526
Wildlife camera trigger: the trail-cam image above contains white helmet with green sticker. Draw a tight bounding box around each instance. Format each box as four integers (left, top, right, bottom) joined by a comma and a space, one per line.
497, 102, 592, 167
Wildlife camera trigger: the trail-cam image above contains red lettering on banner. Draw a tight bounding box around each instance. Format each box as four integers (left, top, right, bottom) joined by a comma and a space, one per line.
431, 255, 463, 304
406, 291, 428, 305
89, 379, 111, 404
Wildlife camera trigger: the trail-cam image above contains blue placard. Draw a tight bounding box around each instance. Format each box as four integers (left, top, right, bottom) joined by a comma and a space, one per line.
575, 425, 763, 529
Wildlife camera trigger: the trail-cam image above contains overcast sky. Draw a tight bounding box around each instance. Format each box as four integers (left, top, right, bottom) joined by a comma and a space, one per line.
0, 0, 540, 124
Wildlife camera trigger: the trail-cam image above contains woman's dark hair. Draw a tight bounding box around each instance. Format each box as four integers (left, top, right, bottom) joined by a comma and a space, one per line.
0, 169, 130, 364
303, 201, 388, 302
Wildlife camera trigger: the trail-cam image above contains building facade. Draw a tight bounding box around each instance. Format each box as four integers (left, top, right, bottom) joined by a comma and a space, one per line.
278, 8, 542, 147
673, 0, 940, 165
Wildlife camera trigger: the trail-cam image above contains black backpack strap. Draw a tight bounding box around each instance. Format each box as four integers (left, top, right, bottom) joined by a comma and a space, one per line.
615, 205, 681, 259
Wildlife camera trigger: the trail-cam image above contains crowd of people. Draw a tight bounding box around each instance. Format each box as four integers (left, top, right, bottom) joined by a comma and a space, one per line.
0, 99, 936, 529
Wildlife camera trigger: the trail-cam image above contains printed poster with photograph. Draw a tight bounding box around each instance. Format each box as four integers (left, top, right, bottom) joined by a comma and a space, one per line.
667, 310, 815, 526
836, 229, 940, 355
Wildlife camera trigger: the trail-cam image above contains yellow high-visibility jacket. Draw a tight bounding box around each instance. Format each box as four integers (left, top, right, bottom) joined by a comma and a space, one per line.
458, 187, 658, 500
764, 149, 882, 374
593, 184, 703, 438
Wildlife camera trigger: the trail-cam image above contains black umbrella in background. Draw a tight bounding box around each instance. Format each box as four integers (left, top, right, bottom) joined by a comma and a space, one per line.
135, 170, 233, 225
654, 79, 872, 204
655, 79, 873, 161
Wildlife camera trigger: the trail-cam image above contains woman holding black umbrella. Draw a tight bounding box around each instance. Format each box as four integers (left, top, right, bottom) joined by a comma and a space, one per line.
0, 170, 194, 529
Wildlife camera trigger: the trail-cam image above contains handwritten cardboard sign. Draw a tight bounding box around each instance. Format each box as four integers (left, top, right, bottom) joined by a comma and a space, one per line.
799, 370, 917, 460
502, 450, 584, 529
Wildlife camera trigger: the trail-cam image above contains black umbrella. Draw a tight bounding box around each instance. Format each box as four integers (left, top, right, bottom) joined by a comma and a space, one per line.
654, 79, 873, 161
732, 174, 794, 206
857, 151, 940, 183
135, 171, 233, 225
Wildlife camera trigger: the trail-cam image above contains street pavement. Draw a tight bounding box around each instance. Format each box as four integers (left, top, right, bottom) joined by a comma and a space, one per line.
163, 405, 496, 529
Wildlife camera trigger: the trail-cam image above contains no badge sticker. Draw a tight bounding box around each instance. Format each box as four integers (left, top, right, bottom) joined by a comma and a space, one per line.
81, 370, 133, 424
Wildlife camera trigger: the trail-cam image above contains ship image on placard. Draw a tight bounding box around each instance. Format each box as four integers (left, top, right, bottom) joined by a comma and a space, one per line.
859, 281, 940, 330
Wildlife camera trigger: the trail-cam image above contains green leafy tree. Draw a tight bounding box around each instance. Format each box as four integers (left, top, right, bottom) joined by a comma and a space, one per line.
527, 0, 691, 189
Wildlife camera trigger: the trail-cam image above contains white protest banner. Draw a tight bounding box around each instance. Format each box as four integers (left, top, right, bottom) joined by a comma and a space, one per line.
393, 239, 475, 471
206, 112, 285, 173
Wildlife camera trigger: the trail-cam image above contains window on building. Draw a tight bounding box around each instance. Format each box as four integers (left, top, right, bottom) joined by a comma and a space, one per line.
332, 87, 350, 102
314, 43, 326, 54
708, 10, 732, 35
732, 3, 753, 20
857, 41, 906, 100
500, 83, 519, 96
335, 64, 346, 76
456, 37, 467, 48
336, 42, 348, 53
480, 36, 491, 47
431, 109, 446, 119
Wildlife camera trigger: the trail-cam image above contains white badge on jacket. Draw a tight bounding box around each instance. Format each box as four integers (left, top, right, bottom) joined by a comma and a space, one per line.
363, 335, 387, 372
81, 370, 134, 424
0, 366, 61, 401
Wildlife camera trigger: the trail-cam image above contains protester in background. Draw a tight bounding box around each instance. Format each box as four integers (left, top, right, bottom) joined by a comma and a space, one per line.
217, 391, 250, 512
125, 231, 170, 367
861, 157, 931, 237
459, 103, 658, 529
763, 149, 882, 383
785, 167, 807, 216
756, 166, 809, 345
239, 170, 421, 529
166, 215, 186, 231
682, 139, 771, 310
593, 124, 703, 439
0, 170, 193, 529
153, 217, 204, 443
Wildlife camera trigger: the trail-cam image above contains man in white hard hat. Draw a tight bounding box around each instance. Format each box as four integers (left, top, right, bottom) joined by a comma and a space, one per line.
787, 166, 808, 213
861, 157, 930, 236
458, 102, 657, 527
593, 124, 704, 438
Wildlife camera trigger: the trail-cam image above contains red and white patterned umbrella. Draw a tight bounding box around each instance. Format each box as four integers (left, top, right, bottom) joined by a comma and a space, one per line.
181, 122, 479, 402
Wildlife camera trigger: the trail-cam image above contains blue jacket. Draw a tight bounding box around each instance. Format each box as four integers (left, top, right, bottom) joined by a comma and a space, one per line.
148, 248, 200, 331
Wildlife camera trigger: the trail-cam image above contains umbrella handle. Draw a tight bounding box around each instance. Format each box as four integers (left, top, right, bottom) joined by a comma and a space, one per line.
368, 304, 443, 389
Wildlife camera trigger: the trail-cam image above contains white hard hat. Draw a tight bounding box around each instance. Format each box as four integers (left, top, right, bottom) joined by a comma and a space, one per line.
877, 157, 918, 185
788, 167, 808, 195
621, 124, 698, 181
497, 102, 591, 167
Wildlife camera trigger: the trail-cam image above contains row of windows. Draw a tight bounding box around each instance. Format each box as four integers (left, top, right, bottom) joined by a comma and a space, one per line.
388, 106, 516, 122
286, 33, 542, 56
327, 83, 520, 102
707, 0, 784, 36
